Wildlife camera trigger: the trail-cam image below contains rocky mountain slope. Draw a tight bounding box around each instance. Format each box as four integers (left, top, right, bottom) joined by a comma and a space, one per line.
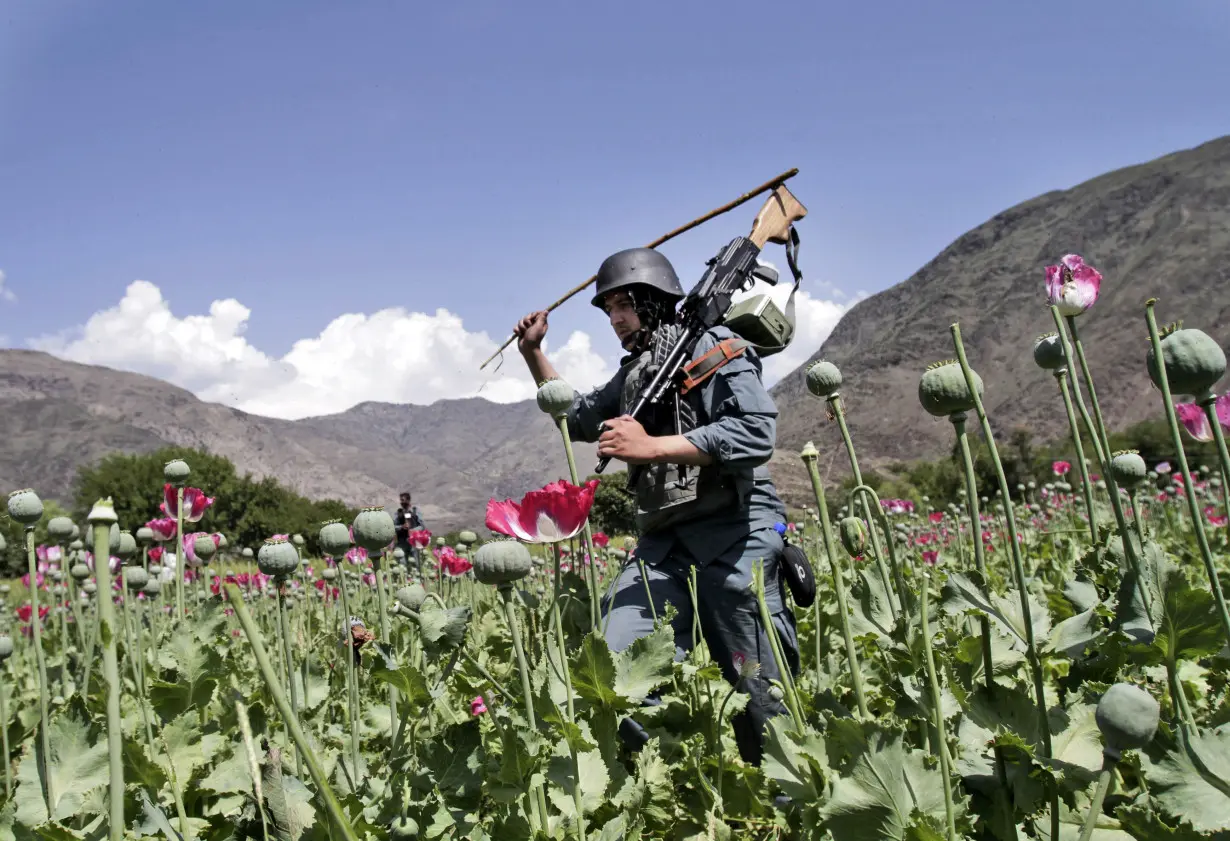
769, 134, 1230, 496
2, 136, 1227, 529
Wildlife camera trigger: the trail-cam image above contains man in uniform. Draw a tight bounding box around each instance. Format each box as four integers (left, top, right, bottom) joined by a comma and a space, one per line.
513, 247, 798, 765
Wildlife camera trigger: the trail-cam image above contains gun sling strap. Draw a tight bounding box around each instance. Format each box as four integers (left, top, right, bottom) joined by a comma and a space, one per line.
680, 337, 752, 395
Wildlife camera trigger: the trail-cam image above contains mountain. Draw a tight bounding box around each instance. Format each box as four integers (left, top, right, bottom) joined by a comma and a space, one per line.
768, 134, 1230, 494
0, 349, 591, 531
2, 136, 1228, 527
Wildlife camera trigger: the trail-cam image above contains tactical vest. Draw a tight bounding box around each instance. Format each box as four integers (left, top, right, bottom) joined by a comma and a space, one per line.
622, 325, 742, 533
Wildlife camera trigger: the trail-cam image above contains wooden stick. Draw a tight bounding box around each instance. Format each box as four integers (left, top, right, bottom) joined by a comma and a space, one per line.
478, 167, 800, 370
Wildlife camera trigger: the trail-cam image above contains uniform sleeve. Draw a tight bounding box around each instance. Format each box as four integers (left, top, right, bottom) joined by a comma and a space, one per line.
681, 335, 778, 473
564, 371, 625, 443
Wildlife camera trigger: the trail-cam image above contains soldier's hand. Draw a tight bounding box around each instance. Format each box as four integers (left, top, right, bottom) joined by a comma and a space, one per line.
514, 310, 549, 354
597, 415, 657, 465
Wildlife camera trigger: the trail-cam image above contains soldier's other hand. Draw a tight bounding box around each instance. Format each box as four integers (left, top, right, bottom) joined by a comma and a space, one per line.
515, 310, 549, 353
598, 415, 657, 465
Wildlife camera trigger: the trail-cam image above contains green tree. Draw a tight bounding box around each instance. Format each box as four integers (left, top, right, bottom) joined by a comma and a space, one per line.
586, 471, 637, 537
1, 499, 74, 579
71, 446, 357, 557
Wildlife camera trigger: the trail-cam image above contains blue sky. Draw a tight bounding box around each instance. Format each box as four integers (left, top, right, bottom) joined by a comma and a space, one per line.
2, 0, 1228, 418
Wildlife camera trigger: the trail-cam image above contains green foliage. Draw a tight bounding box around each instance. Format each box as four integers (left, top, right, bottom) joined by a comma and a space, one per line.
0, 498, 72, 578
70, 445, 357, 555
585, 471, 636, 536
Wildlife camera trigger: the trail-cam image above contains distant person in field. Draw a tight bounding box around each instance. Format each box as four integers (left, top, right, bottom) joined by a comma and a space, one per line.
512, 247, 796, 768
394, 491, 425, 570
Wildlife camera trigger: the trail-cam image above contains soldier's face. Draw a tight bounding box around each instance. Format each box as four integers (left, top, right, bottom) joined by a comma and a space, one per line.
602, 292, 641, 346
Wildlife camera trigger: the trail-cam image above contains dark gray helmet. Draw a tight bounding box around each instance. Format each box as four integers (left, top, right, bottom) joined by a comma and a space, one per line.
590, 248, 685, 309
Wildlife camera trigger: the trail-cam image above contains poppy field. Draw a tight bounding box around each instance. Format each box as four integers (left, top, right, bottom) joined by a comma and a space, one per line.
0, 254, 1227, 840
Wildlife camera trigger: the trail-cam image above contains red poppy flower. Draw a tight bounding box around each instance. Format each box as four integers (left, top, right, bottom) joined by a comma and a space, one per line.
485, 479, 598, 543
591, 532, 610, 548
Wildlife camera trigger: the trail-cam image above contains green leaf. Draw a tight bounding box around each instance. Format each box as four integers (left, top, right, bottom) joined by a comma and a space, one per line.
1140, 728, 1230, 833
943, 572, 1051, 653
136, 790, 181, 841
14, 714, 109, 825
144, 710, 225, 806
546, 741, 612, 818
613, 621, 675, 704
368, 663, 432, 708
570, 634, 622, 709
151, 630, 225, 718
819, 730, 963, 840
761, 715, 826, 802
261, 756, 317, 841
850, 567, 896, 643
1045, 607, 1100, 659
200, 746, 254, 796
612, 737, 674, 827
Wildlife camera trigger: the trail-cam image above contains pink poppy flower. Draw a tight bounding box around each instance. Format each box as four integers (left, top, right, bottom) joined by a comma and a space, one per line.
1044, 254, 1102, 317
471, 696, 488, 716
160, 484, 215, 523
1052, 460, 1072, 476
1175, 402, 1214, 442
485, 479, 598, 543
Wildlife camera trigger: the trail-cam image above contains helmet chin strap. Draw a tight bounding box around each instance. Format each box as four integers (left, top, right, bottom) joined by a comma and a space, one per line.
621, 288, 674, 355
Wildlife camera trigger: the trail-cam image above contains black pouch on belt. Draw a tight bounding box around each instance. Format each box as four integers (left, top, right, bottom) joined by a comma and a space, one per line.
780, 542, 816, 608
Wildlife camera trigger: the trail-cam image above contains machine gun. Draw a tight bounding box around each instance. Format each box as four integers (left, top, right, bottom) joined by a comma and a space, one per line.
594, 184, 807, 484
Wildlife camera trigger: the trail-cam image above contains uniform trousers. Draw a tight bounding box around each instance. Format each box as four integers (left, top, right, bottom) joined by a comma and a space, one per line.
600, 525, 800, 765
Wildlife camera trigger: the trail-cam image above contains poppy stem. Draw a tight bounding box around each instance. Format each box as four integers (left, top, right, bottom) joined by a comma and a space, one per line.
950, 323, 1058, 841
800, 446, 868, 718
1144, 302, 1230, 646
555, 417, 602, 631
1052, 369, 1101, 547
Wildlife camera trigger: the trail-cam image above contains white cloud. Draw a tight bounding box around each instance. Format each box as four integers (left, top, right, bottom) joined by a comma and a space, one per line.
0, 270, 15, 302
29, 280, 614, 420
29, 273, 854, 420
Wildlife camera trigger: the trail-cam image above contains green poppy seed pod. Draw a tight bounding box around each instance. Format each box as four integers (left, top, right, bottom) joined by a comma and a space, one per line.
918, 360, 983, 417
352, 507, 395, 552
241, 548, 254, 559
805, 360, 842, 399
0, 636, 12, 661
149, 564, 163, 576
193, 534, 217, 563
257, 538, 300, 578
838, 516, 867, 558
70, 563, 90, 581
435, 536, 445, 547
143, 578, 162, 597
83, 582, 97, 595
135, 526, 155, 546
768, 685, 785, 702
393, 547, 405, 561
397, 583, 428, 612
69, 539, 83, 552
322, 567, 338, 581
1095, 683, 1160, 760
1033, 333, 1066, 371
459, 530, 477, 545
536, 378, 576, 419
7, 489, 44, 526
800, 441, 819, 462
318, 520, 352, 557
217, 534, 228, 550
292, 534, 304, 546
69, 525, 79, 541
86, 497, 117, 525
1146, 326, 1227, 398
390, 816, 420, 839
47, 516, 76, 543
124, 567, 150, 591
116, 531, 137, 561
613, 548, 628, 561
164, 459, 191, 486
473, 539, 533, 587
0, 534, 5, 553
108, 523, 122, 554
